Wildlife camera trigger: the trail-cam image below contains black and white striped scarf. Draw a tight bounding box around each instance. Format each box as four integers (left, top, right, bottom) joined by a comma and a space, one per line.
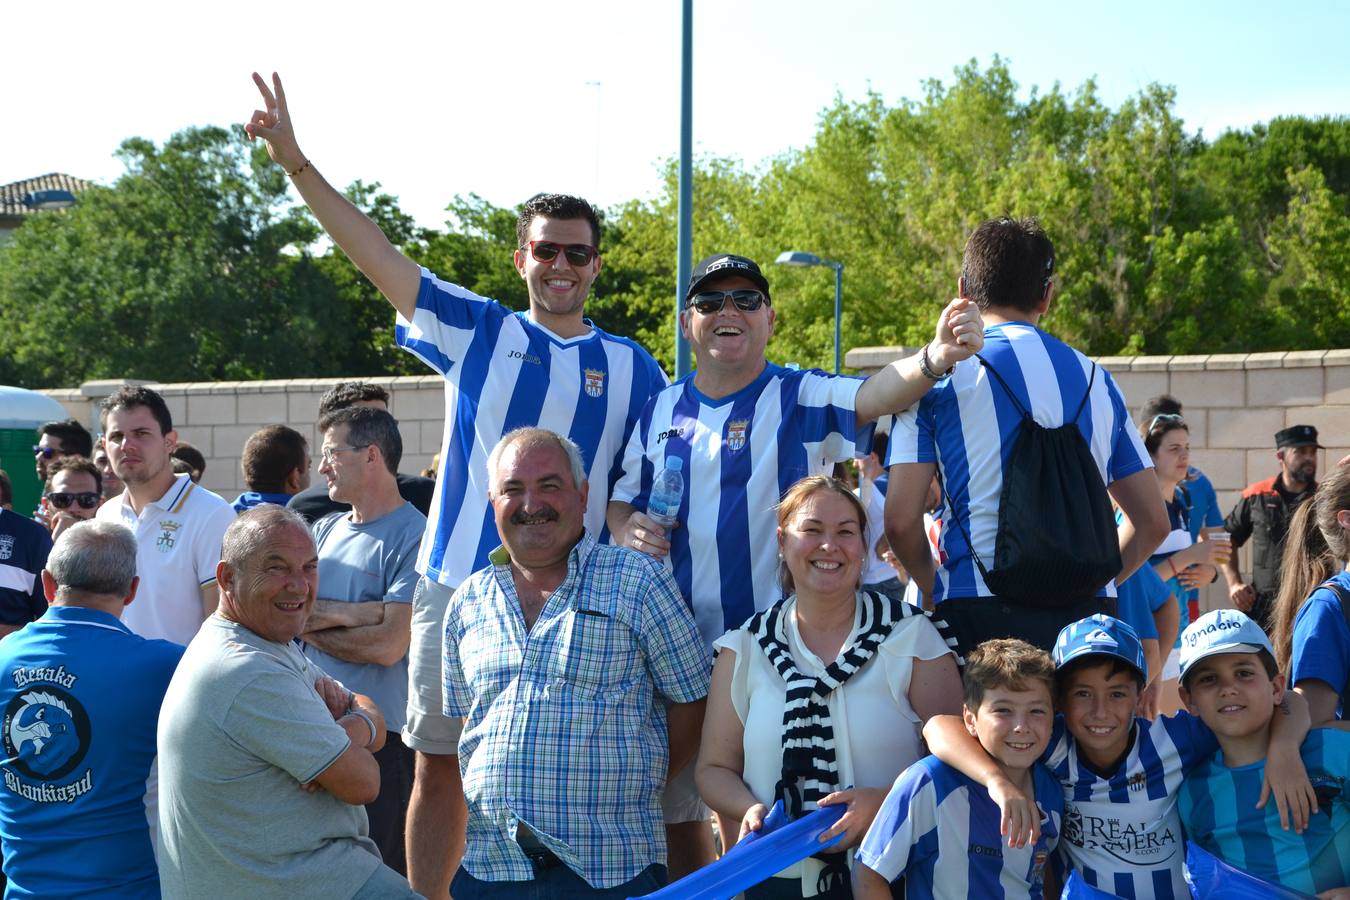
749, 590, 961, 819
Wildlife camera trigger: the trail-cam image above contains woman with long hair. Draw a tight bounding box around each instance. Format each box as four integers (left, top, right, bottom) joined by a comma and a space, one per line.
697, 476, 962, 898
1284, 464, 1350, 725
1140, 414, 1227, 715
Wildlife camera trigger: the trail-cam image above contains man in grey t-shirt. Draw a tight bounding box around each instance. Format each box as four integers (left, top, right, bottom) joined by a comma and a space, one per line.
156, 506, 421, 900
302, 406, 425, 876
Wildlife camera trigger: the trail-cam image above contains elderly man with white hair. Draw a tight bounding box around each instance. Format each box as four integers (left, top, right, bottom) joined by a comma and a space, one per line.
0, 520, 182, 898
155, 505, 421, 900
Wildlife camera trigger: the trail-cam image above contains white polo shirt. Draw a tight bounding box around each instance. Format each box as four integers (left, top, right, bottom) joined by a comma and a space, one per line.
96, 474, 235, 646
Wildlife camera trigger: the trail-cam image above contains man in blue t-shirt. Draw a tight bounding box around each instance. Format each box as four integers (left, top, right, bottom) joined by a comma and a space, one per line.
0, 520, 182, 898
302, 406, 425, 876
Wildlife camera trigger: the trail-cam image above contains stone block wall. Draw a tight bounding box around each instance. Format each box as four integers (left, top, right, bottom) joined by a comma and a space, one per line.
40, 376, 447, 501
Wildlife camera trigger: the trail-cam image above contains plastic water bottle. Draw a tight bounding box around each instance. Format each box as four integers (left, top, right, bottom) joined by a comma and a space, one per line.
647, 458, 684, 529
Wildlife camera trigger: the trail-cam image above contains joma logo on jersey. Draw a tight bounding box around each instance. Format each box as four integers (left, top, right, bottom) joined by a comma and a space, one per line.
656, 428, 685, 444
156, 521, 181, 553
583, 369, 605, 398
508, 349, 542, 366
726, 420, 749, 451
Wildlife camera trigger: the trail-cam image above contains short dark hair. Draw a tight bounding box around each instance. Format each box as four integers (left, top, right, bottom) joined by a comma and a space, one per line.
1139, 394, 1183, 423
171, 442, 206, 480
240, 426, 309, 493
317, 381, 390, 418
1055, 655, 1145, 702
39, 418, 93, 457
870, 432, 889, 464
0, 470, 10, 507
45, 455, 102, 496
963, 638, 1056, 711
516, 193, 602, 250
318, 407, 402, 476
960, 218, 1056, 313
100, 385, 173, 435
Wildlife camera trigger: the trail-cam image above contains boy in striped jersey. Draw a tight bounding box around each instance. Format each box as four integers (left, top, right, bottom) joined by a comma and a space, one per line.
1179, 609, 1350, 898
924, 614, 1315, 899
854, 639, 1062, 899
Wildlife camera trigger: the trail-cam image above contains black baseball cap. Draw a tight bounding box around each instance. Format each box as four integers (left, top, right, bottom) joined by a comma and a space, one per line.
1276, 425, 1323, 449
686, 254, 771, 302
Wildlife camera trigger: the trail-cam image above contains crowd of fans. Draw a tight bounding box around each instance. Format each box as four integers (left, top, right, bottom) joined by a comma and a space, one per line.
0, 70, 1346, 900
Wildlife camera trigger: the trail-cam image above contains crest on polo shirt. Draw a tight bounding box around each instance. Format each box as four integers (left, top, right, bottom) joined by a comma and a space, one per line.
156, 520, 181, 553
583, 368, 605, 398
0, 534, 12, 561
726, 419, 749, 451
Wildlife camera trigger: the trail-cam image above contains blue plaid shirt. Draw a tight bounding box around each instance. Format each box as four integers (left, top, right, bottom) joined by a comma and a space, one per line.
443, 533, 711, 888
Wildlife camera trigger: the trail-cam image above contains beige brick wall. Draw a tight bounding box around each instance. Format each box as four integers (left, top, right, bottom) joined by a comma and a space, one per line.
847, 347, 1350, 614
39, 376, 446, 501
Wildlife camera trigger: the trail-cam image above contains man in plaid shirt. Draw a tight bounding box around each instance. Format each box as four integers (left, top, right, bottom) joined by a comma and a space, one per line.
442, 428, 711, 897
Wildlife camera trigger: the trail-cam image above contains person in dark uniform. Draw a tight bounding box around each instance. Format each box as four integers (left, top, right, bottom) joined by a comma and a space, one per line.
1221, 424, 1322, 632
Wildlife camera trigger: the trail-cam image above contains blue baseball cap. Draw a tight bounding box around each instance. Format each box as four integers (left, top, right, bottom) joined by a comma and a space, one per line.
1053, 615, 1146, 680
1178, 609, 1275, 682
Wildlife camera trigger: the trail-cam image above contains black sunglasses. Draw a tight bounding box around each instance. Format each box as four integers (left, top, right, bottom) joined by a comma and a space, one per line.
523, 240, 599, 267
686, 289, 770, 315
46, 491, 100, 510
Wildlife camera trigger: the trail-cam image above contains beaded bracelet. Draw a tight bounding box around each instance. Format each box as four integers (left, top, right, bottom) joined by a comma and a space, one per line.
288, 159, 312, 178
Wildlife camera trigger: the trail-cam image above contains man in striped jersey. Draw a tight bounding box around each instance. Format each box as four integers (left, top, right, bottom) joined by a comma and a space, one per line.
609, 253, 984, 644
246, 73, 668, 895
885, 218, 1170, 656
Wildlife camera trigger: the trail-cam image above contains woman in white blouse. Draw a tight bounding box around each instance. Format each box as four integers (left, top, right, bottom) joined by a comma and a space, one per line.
696, 476, 963, 899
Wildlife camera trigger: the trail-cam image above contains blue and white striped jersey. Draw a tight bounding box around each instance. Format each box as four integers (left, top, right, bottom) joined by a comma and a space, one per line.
857, 755, 1062, 899
611, 364, 871, 644
1180, 728, 1350, 897
887, 322, 1151, 605
396, 269, 667, 587
1046, 711, 1215, 899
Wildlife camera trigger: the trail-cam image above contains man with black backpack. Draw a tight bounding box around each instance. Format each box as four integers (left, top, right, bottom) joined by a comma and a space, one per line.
883, 218, 1170, 655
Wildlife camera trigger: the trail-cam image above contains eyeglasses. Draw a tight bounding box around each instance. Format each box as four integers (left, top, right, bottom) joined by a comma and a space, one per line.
33, 445, 62, 459
320, 444, 370, 465
523, 241, 599, 267
45, 491, 100, 510
686, 289, 770, 315
1147, 413, 1185, 432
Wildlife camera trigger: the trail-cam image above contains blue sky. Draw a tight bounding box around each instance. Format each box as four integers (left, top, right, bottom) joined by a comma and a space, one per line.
7, 0, 1347, 230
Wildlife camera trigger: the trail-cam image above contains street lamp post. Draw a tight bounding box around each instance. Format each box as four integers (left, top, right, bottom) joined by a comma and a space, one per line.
775, 251, 844, 374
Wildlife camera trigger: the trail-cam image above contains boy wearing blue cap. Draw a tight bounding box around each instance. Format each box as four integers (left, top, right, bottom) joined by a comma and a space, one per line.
924, 614, 1314, 899
1178, 609, 1350, 898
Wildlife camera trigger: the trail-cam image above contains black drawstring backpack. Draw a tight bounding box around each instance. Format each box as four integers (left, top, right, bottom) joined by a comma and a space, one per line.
942, 354, 1122, 607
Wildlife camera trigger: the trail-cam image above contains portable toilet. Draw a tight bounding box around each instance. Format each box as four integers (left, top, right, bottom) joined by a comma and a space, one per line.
0, 386, 74, 516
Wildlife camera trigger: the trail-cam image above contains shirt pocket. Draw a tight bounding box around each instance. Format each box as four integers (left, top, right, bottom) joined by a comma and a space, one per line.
552, 610, 634, 700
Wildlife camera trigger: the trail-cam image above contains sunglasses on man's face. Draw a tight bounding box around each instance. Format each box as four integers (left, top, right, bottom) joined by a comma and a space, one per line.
33, 445, 61, 459
686, 289, 770, 316
45, 491, 100, 510
523, 241, 599, 267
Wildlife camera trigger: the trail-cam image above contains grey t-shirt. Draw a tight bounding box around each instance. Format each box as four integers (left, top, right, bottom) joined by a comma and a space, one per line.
305, 502, 425, 733
156, 615, 381, 900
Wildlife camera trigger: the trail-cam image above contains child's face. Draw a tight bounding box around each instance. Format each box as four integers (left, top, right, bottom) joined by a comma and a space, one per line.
1060, 662, 1139, 766
964, 683, 1054, 772
1179, 652, 1284, 740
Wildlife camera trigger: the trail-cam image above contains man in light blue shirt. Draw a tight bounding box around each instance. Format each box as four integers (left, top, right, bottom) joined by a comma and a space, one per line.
302, 407, 425, 877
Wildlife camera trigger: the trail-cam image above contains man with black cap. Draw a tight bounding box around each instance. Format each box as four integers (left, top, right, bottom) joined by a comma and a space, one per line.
1222, 424, 1323, 632
608, 252, 981, 863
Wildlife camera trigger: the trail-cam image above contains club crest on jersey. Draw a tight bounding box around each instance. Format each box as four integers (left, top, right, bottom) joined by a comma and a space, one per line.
156, 520, 181, 553
0, 534, 12, 561
583, 368, 605, 398
1128, 771, 1147, 792
726, 419, 749, 451
2, 684, 92, 787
